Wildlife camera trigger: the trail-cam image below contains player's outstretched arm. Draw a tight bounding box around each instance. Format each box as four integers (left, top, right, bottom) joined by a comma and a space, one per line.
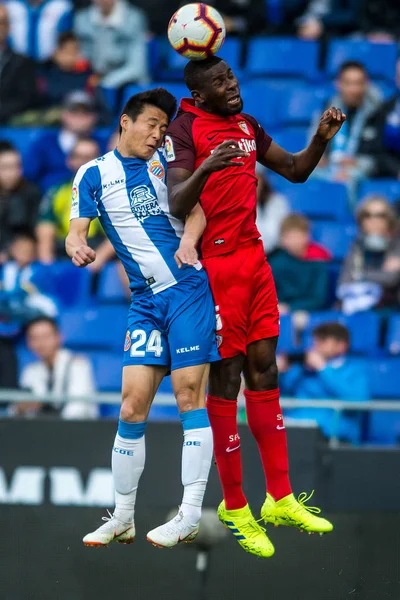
66, 217, 96, 268
175, 203, 206, 268
261, 107, 346, 183
168, 140, 249, 218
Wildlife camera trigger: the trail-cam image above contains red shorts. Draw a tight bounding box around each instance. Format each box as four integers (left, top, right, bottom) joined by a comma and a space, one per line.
202, 239, 280, 359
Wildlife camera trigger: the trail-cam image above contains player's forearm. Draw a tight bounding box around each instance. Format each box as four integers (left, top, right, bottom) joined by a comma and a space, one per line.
291, 134, 328, 182
65, 231, 88, 258
168, 164, 211, 219
183, 204, 206, 245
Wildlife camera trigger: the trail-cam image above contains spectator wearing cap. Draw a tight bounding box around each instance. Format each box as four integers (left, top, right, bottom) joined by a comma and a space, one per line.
0, 141, 41, 258
256, 164, 290, 255
0, 4, 38, 123
38, 31, 94, 109
5, 0, 73, 61
24, 91, 101, 191
268, 214, 331, 314
36, 137, 114, 270
279, 322, 370, 443
338, 195, 400, 314
74, 0, 149, 90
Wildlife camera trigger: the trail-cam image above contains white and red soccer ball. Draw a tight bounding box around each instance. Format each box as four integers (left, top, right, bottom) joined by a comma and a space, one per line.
168, 3, 226, 61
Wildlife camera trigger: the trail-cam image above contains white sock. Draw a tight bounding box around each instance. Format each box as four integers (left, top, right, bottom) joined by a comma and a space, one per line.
180, 409, 213, 526
112, 420, 146, 524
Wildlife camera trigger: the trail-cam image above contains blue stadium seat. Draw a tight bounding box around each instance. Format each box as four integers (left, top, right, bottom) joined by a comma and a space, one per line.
326, 40, 398, 80
16, 344, 37, 376
284, 180, 350, 221
358, 179, 400, 203
50, 261, 92, 308
366, 358, 400, 444
312, 222, 357, 261
302, 311, 380, 354
97, 262, 129, 304
0, 127, 57, 166
368, 409, 400, 445
280, 86, 325, 126
89, 351, 122, 392
277, 314, 295, 353
61, 306, 128, 351
240, 81, 282, 130
386, 315, 400, 355
272, 127, 308, 154
246, 38, 319, 80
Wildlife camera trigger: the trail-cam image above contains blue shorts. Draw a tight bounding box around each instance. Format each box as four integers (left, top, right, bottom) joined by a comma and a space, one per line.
123, 269, 220, 371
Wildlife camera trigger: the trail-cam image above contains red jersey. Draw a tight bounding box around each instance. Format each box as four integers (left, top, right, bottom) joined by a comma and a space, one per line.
165, 98, 272, 258
304, 241, 332, 261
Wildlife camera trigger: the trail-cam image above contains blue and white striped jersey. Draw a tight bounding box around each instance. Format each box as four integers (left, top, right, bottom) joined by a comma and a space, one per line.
70, 148, 200, 295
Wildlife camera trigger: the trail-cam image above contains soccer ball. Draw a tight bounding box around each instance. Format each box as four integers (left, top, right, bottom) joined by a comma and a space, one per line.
168, 3, 226, 61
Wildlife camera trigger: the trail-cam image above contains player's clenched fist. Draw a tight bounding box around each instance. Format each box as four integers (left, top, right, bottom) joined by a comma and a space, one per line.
201, 140, 249, 173
316, 106, 347, 141
72, 244, 96, 268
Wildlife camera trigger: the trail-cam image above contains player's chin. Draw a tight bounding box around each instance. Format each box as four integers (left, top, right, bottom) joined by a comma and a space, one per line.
225, 99, 243, 115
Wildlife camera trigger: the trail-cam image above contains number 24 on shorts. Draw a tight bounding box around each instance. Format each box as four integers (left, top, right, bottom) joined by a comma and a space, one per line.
124, 329, 163, 357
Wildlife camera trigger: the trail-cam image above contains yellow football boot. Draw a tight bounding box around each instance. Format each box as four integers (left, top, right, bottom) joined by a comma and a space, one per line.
261, 491, 333, 534
218, 501, 275, 558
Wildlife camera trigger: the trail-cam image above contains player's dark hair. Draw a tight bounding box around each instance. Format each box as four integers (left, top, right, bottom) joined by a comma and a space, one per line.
312, 322, 350, 345
184, 56, 224, 92
0, 140, 17, 155
25, 316, 59, 334
57, 31, 78, 48
338, 60, 368, 77
119, 88, 177, 134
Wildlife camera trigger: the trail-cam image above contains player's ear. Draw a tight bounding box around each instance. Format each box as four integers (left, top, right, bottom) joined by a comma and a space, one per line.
120, 114, 130, 133
191, 89, 204, 103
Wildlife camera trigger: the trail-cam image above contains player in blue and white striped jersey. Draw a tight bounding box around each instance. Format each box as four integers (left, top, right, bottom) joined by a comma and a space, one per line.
66, 89, 217, 549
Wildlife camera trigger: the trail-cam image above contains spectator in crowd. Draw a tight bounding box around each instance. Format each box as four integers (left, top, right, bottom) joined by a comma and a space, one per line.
0, 231, 58, 323
24, 90, 100, 191
279, 322, 369, 443
374, 58, 400, 179
211, 0, 267, 34
38, 31, 94, 109
18, 316, 98, 418
338, 195, 400, 314
74, 0, 149, 90
5, 0, 73, 61
360, 0, 400, 43
296, 0, 359, 40
0, 4, 38, 123
36, 137, 114, 269
312, 62, 382, 202
268, 214, 330, 314
256, 165, 290, 255
0, 141, 41, 258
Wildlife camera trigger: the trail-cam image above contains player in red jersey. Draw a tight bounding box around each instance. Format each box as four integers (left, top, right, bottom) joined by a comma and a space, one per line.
166, 57, 345, 558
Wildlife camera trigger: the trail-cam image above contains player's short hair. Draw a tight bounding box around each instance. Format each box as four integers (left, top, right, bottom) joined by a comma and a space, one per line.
337, 60, 368, 78
280, 213, 310, 235
25, 316, 59, 334
120, 88, 177, 134
312, 322, 350, 345
57, 31, 78, 48
184, 56, 224, 92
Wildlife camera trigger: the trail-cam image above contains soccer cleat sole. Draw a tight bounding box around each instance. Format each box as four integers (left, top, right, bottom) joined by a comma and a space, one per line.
146, 531, 198, 549
83, 536, 135, 547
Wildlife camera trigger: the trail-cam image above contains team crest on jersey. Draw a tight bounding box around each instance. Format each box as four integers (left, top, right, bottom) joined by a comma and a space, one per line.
149, 160, 165, 179
124, 331, 131, 352
164, 135, 175, 162
238, 121, 250, 135
130, 185, 163, 223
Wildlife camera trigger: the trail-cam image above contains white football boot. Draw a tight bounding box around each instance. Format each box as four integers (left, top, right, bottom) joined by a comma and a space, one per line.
83, 510, 135, 547
146, 509, 199, 548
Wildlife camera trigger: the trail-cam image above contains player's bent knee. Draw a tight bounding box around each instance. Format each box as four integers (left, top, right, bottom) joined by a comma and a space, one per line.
120, 395, 149, 423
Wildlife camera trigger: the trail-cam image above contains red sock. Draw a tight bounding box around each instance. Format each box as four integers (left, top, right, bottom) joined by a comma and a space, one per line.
244, 388, 292, 501
206, 394, 247, 510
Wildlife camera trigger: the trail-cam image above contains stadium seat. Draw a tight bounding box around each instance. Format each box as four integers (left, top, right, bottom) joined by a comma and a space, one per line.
16, 344, 37, 376
386, 315, 400, 355
97, 262, 129, 304
246, 38, 319, 80
272, 126, 308, 154
312, 222, 357, 261
0, 127, 57, 166
358, 179, 400, 203
368, 358, 400, 399
277, 314, 295, 353
280, 86, 325, 126
368, 409, 400, 445
284, 180, 351, 221
326, 40, 398, 81
50, 261, 92, 308
89, 351, 122, 392
302, 311, 380, 354
240, 81, 282, 130
61, 306, 128, 351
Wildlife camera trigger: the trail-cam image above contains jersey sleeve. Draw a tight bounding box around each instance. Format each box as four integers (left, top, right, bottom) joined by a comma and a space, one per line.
164, 113, 196, 172
70, 164, 100, 220
242, 113, 273, 162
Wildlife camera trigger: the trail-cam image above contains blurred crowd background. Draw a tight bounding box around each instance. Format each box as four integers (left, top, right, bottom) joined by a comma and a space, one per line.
0, 0, 400, 446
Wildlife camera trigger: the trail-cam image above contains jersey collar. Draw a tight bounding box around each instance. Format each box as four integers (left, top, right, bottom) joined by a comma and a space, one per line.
114, 148, 147, 167
179, 98, 241, 122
